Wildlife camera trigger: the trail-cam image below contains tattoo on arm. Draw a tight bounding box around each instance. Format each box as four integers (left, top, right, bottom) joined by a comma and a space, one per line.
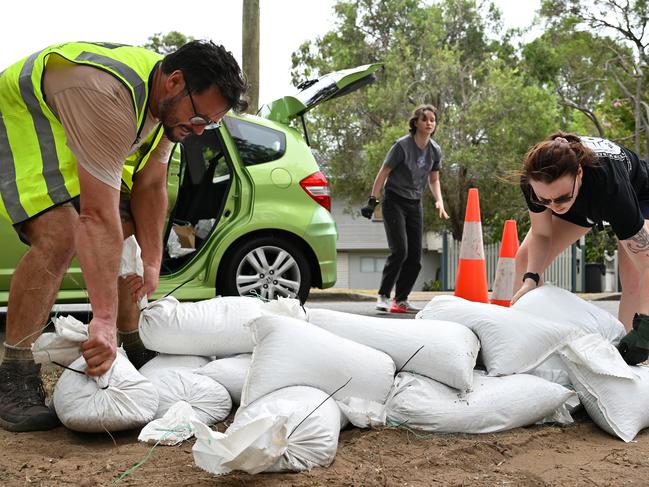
625, 226, 649, 255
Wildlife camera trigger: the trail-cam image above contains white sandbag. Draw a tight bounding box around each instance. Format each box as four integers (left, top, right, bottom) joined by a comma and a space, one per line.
52, 351, 158, 433
513, 284, 625, 344
513, 285, 626, 386
241, 315, 395, 408
119, 235, 148, 309
416, 295, 581, 376
119, 235, 144, 278
138, 401, 199, 446
193, 416, 288, 475
337, 397, 386, 428
194, 354, 251, 405
306, 308, 478, 391
140, 367, 232, 425
139, 354, 210, 376
232, 386, 342, 472
139, 296, 306, 356
31, 315, 87, 366
260, 297, 307, 320
558, 333, 649, 442
385, 371, 575, 433
527, 355, 572, 387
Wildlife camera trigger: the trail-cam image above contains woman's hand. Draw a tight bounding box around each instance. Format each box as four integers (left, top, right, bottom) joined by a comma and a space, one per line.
510, 280, 537, 305
435, 201, 449, 219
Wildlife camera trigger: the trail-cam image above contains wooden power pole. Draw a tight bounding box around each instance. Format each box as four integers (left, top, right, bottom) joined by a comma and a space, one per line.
242, 0, 260, 114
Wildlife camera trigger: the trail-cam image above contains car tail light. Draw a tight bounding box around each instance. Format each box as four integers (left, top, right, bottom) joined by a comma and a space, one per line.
300, 171, 331, 211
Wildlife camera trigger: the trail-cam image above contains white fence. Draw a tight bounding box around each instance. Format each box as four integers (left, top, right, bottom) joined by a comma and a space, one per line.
443, 233, 575, 291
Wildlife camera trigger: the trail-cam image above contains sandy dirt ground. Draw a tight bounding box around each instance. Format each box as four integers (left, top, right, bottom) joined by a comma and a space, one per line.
1, 367, 648, 487
1, 413, 649, 486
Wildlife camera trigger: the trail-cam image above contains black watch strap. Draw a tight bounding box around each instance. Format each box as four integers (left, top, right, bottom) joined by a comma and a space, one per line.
523, 272, 540, 286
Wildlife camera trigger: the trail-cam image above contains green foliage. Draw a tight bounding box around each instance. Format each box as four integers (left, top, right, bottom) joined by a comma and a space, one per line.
422, 279, 442, 291
537, 0, 649, 157
585, 227, 617, 264
289, 0, 648, 242
143, 32, 194, 55
291, 0, 560, 241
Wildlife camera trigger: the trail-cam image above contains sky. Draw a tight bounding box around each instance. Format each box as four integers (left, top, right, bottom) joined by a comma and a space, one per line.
0, 0, 541, 104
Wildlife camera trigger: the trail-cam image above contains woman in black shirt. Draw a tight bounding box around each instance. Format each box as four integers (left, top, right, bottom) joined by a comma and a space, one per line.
514, 131, 649, 365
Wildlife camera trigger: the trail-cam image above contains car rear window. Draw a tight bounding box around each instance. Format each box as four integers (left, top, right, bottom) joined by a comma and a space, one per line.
223, 116, 286, 166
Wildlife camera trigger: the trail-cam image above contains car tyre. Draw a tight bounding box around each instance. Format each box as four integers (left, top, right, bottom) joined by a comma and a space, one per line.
220, 236, 311, 303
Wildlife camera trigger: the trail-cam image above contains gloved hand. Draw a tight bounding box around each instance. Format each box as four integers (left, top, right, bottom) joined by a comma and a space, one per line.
360, 196, 379, 219
617, 313, 649, 365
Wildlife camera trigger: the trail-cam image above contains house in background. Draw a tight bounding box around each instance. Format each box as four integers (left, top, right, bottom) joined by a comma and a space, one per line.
331, 199, 442, 291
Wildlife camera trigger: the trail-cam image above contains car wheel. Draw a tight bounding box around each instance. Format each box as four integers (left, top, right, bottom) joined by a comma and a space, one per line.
220, 236, 312, 303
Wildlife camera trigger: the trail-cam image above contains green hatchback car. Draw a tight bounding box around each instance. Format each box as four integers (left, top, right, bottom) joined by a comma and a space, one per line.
0, 63, 381, 305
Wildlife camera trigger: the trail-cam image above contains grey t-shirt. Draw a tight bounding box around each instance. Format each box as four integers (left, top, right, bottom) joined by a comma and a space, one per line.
383, 134, 442, 200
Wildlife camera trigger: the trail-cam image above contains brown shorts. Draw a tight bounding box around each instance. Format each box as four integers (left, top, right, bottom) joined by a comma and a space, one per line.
13, 193, 132, 245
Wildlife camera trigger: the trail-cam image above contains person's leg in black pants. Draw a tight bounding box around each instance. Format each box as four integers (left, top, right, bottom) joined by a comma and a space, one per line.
378, 195, 408, 298
394, 200, 423, 302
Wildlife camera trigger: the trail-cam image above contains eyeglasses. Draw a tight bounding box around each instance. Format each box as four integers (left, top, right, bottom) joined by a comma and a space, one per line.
530, 173, 578, 206
185, 82, 229, 127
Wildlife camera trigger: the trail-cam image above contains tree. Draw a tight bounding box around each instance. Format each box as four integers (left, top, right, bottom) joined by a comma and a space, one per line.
242, 0, 260, 114
522, 25, 628, 138
291, 0, 559, 240
540, 0, 649, 157
144, 31, 194, 55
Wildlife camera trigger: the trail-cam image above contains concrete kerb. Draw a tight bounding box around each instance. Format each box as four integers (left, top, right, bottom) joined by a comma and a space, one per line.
307, 288, 622, 302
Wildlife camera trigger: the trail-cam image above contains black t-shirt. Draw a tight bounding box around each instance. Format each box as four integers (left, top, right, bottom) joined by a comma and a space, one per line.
521, 136, 649, 240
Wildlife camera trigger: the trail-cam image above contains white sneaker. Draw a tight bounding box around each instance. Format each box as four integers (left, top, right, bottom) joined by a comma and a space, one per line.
376, 295, 390, 312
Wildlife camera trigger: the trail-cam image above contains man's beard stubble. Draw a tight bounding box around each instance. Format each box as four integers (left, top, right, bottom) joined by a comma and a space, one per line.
157, 94, 185, 143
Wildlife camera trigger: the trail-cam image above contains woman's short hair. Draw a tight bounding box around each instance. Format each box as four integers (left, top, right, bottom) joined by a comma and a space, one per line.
408, 104, 438, 135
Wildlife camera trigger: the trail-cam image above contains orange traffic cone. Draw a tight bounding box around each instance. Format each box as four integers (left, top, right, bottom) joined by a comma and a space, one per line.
454, 188, 489, 303
491, 220, 520, 307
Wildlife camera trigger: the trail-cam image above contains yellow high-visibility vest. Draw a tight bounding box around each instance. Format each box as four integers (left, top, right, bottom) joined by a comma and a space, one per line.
0, 41, 162, 223
121, 123, 167, 192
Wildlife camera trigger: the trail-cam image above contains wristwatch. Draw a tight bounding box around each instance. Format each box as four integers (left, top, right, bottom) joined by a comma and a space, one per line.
523, 272, 540, 286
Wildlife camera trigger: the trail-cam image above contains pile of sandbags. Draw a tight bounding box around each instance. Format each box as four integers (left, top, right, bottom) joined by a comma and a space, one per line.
38, 282, 643, 478
417, 285, 647, 443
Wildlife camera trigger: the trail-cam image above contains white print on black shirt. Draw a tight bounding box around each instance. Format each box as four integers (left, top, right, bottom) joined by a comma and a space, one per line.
581, 136, 631, 172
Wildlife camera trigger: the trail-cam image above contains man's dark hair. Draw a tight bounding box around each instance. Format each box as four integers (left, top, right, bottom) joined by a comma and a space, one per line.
161, 40, 248, 113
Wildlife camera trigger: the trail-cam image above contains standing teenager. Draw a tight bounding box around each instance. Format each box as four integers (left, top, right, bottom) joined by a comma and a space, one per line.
361, 104, 449, 314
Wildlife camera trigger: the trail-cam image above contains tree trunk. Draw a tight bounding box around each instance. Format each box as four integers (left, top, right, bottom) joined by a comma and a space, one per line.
242, 0, 260, 114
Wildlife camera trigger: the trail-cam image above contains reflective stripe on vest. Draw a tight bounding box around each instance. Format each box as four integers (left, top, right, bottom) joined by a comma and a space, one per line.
0, 42, 162, 223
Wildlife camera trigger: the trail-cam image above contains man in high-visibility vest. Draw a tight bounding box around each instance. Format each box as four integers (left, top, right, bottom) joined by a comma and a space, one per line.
0, 40, 247, 431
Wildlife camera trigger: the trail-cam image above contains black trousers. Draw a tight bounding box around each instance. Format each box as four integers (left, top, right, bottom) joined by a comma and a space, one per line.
378, 191, 423, 301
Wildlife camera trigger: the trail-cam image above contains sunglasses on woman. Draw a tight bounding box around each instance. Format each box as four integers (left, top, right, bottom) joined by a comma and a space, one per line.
530, 173, 577, 206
